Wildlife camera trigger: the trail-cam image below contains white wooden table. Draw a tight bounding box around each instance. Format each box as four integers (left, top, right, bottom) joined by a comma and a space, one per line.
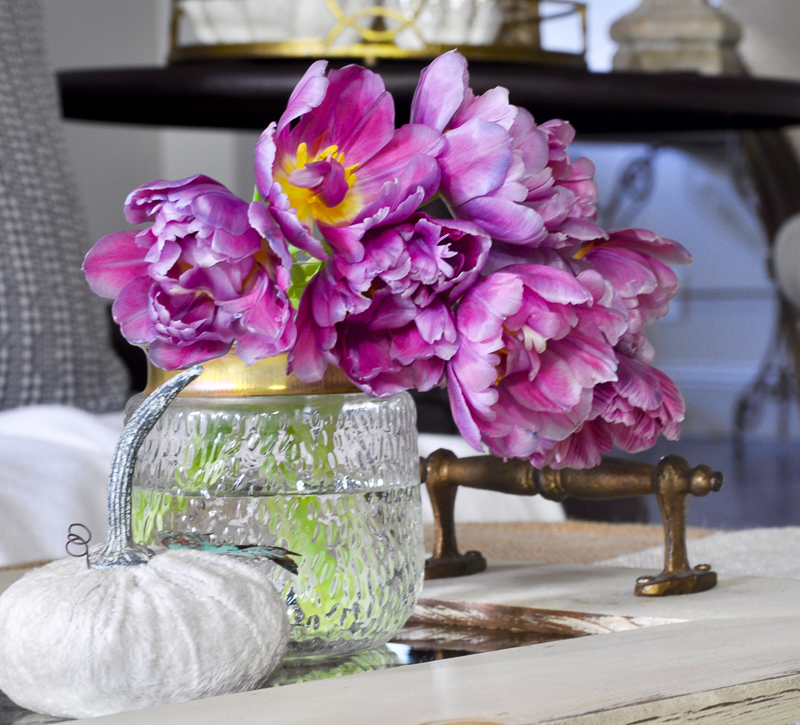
4, 556, 800, 725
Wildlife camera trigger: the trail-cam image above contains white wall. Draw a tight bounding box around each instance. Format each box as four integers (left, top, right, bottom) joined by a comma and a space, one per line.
40, 0, 787, 438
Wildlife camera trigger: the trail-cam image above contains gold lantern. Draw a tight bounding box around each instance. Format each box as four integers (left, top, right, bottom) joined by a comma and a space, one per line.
169, 0, 587, 65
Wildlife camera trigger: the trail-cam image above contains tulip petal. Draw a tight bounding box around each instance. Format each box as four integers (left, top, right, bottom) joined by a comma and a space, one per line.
513, 264, 594, 306
292, 65, 394, 166
124, 174, 220, 224
411, 50, 469, 132
148, 339, 233, 370
111, 277, 155, 344
192, 191, 251, 236
235, 286, 297, 364
368, 294, 418, 330
277, 60, 329, 135
288, 306, 330, 382
453, 86, 516, 132
607, 228, 692, 265
83, 230, 149, 299
356, 124, 444, 200
440, 118, 512, 206
457, 196, 545, 244
269, 187, 329, 260
534, 420, 611, 469
255, 124, 278, 201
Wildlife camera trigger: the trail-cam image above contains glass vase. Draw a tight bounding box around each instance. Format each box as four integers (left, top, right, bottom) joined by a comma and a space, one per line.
127, 352, 424, 660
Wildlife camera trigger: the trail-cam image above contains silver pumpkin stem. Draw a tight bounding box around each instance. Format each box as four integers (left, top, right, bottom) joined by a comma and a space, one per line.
89, 365, 203, 568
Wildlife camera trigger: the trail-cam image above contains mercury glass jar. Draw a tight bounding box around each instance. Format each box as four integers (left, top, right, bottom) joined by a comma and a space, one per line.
127, 352, 424, 659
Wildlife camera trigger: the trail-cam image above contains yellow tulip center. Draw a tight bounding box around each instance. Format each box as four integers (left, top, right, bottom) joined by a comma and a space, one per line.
276, 142, 361, 229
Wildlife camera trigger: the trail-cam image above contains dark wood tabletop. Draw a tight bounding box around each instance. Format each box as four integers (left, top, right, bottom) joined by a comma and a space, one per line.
57, 59, 800, 136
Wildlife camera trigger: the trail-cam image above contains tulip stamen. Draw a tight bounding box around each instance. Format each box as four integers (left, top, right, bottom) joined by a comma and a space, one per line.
574, 241, 598, 260
277, 143, 362, 227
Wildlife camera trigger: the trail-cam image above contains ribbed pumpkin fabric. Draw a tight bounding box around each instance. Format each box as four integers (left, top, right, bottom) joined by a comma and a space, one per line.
0, 549, 289, 718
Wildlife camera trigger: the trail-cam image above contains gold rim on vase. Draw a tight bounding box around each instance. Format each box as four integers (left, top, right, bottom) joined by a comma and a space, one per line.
143, 351, 360, 397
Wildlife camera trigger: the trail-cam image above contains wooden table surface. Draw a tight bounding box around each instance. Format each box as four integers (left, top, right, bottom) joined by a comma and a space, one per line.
54, 560, 800, 725
3, 522, 796, 725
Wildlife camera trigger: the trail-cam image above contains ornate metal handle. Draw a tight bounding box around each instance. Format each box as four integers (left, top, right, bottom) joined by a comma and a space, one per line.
420, 451, 723, 597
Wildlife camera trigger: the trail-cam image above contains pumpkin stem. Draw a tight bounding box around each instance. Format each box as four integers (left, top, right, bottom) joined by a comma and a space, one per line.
89, 365, 204, 568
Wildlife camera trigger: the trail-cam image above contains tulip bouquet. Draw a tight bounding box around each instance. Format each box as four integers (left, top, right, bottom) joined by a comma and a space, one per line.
84, 51, 688, 470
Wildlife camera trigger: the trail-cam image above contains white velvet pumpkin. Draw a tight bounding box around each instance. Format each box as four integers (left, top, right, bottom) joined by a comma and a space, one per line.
0, 548, 288, 718
0, 366, 291, 718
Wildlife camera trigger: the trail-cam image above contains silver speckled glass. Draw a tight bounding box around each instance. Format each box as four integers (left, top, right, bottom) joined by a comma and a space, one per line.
127, 390, 423, 659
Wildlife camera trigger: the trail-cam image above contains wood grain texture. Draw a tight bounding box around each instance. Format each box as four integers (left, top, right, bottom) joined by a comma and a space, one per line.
394, 622, 564, 652
415, 563, 800, 623
76, 617, 800, 725
541, 674, 800, 725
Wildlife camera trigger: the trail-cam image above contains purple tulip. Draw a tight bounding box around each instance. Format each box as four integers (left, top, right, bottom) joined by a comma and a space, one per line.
289, 250, 465, 389
536, 337, 685, 468
523, 117, 604, 246
218, 265, 297, 365
288, 214, 488, 389
411, 51, 603, 248
333, 290, 458, 397
147, 287, 235, 369
486, 228, 690, 342
288, 263, 365, 383
446, 263, 626, 464
253, 62, 444, 264
335, 213, 491, 305
83, 176, 295, 369
579, 228, 691, 334
598, 343, 684, 449
80, 53, 692, 472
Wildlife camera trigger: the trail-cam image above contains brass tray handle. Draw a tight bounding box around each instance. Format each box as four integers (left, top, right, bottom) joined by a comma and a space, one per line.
420, 451, 723, 597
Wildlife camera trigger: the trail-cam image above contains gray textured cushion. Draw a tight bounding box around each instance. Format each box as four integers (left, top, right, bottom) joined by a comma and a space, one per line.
0, 0, 127, 412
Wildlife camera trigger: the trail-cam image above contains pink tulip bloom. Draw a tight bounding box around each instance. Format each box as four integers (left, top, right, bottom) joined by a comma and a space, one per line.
333, 290, 458, 397
536, 336, 685, 469
578, 228, 692, 333
253, 61, 444, 264
411, 51, 603, 248
83, 176, 295, 369
598, 345, 684, 449
525, 118, 604, 246
486, 227, 691, 340
446, 263, 626, 464
335, 213, 490, 306
288, 214, 488, 390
